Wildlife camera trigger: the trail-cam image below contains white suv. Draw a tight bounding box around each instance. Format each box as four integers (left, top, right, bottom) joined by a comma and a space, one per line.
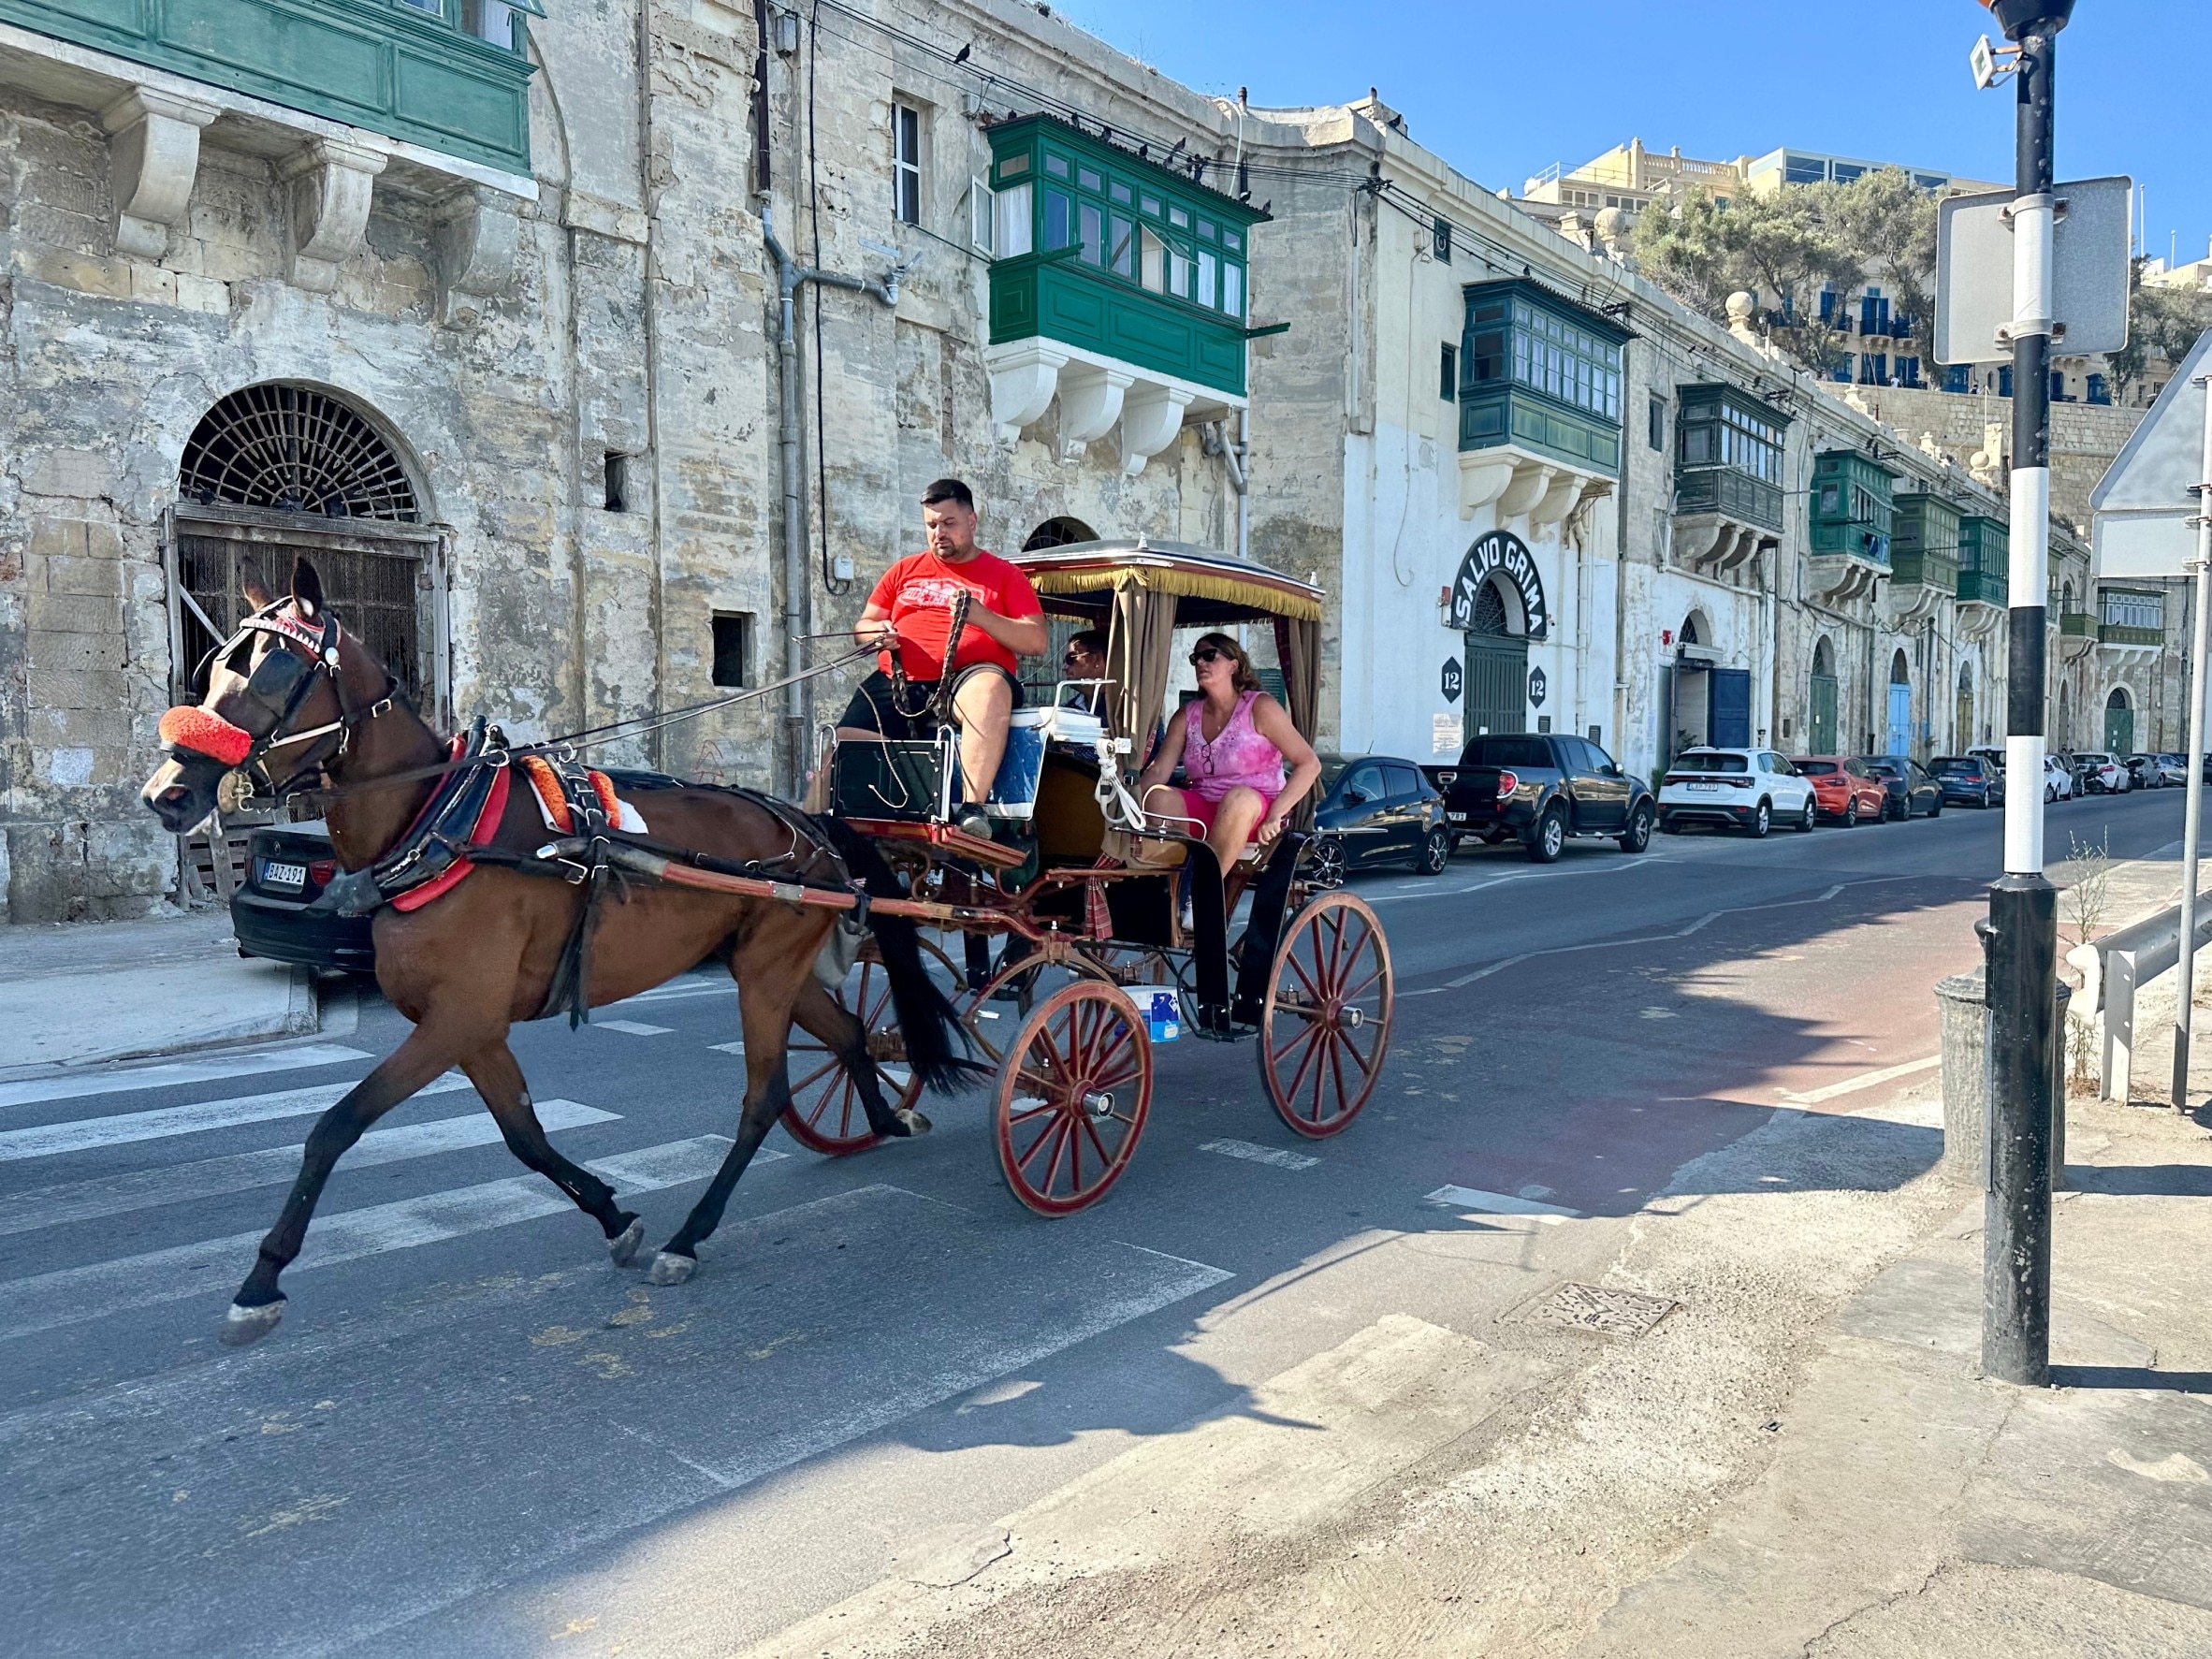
1657, 748, 1818, 837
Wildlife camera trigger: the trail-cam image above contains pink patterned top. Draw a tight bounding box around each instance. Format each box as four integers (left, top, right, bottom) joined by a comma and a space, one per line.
1179, 690, 1287, 804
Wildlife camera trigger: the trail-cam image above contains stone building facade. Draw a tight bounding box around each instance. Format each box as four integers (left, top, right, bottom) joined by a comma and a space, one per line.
0, 0, 1264, 922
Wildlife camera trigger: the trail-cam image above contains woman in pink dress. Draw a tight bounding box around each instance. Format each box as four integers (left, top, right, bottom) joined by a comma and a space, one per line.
1138, 632, 1321, 872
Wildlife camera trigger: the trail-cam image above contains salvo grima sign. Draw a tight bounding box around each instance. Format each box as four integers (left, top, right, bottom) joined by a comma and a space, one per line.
1448, 531, 1549, 640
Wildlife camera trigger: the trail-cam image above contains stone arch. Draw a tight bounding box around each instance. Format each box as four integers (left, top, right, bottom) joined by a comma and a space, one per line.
1023, 516, 1098, 551
1889, 648, 1911, 686
1681, 608, 1711, 648
179, 381, 427, 521
1812, 634, 1837, 678
2104, 683, 2135, 754
1468, 574, 1520, 637
1956, 661, 1975, 750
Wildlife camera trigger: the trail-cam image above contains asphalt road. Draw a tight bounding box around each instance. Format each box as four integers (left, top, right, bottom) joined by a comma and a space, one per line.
0, 784, 2191, 1655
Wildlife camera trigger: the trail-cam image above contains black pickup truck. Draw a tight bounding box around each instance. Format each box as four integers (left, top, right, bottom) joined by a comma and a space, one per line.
1421, 733, 1656, 864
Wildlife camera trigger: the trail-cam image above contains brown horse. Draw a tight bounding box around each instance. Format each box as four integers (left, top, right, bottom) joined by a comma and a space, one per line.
142, 557, 966, 1346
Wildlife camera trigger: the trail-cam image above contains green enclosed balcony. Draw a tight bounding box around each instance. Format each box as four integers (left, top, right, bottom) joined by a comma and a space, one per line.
1888, 492, 1960, 595
981, 114, 1267, 464
1669, 382, 1785, 575
1957, 515, 2007, 610
2099, 589, 2164, 648
1459, 281, 1627, 478
2059, 610, 2094, 638
0, 0, 537, 173
1810, 450, 1896, 560
1955, 567, 2007, 605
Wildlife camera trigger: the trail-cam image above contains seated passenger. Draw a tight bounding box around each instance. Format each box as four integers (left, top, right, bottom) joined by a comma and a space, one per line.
1137, 632, 1321, 870
837, 477, 1046, 824
1060, 628, 1111, 718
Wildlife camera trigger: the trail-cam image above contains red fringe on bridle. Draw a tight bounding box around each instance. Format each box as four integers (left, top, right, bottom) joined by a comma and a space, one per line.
158, 705, 255, 767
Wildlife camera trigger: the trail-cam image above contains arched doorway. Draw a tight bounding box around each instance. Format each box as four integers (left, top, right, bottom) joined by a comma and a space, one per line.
1463, 575, 1527, 738
1956, 663, 1974, 752
1809, 635, 1839, 754
2105, 685, 2134, 754
1886, 648, 1913, 757
174, 383, 433, 706
1022, 516, 1097, 550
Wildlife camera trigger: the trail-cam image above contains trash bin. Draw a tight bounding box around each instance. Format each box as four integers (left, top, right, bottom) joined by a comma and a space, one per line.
1934, 968, 2070, 1186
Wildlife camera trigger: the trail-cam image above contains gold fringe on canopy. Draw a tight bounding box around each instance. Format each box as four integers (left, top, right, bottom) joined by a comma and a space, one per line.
1024, 562, 1323, 622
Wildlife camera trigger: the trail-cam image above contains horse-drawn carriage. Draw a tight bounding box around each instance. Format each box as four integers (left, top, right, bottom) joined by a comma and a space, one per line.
143, 536, 1393, 1345
794, 537, 1396, 1215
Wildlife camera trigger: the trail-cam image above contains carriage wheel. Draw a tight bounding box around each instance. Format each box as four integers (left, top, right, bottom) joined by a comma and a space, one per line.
994, 981, 1154, 1215
779, 939, 954, 1156
1258, 891, 1393, 1139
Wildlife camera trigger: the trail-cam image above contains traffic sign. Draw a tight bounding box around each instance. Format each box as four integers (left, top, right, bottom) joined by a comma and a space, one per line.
1934, 175, 2132, 364
2091, 329, 2211, 577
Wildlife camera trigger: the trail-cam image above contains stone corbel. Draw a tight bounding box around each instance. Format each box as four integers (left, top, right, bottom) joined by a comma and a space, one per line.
985, 342, 1068, 441
102, 87, 219, 259
1456, 455, 1515, 519
1496, 460, 1557, 521
1681, 520, 1738, 571
433, 183, 523, 324
1527, 471, 1583, 528
1055, 365, 1132, 461
1118, 383, 1194, 477
281, 138, 387, 294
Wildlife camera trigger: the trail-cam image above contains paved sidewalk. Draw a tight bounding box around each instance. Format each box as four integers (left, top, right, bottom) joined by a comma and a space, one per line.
0, 911, 326, 1079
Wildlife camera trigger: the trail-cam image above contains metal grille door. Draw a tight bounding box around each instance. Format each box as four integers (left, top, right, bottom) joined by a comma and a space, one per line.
1463, 633, 1528, 738
178, 531, 425, 703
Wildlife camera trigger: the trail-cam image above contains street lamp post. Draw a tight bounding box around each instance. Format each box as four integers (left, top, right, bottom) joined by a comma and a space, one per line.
1980, 0, 2075, 1389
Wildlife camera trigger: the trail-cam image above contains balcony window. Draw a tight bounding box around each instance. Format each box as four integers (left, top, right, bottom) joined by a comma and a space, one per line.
2088, 372, 2111, 405
1859, 353, 1888, 386
1458, 280, 1629, 475
2102, 589, 2162, 632
1674, 384, 1787, 532
1998, 366, 2015, 398
995, 183, 1033, 257
893, 103, 923, 226
1811, 450, 1898, 562
1944, 364, 1972, 393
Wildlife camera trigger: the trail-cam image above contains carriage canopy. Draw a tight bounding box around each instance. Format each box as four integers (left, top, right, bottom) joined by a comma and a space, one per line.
1007, 537, 1323, 756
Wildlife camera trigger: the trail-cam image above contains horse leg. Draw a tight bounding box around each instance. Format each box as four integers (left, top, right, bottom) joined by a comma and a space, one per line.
222, 1025, 464, 1346
650, 944, 812, 1286
789, 978, 930, 1140
460, 1041, 646, 1267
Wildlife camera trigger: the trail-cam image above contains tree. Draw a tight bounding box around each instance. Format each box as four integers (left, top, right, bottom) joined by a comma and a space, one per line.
1826, 167, 1941, 367
2110, 261, 2212, 398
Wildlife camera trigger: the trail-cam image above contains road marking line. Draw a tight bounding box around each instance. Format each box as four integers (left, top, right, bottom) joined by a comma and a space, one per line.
0, 1134, 735, 1342
0, 1100, 621, 1237
707, 1041, 745, 1055
1779, 1055, 1942, 1105
0, 1044, 373, 1113
616, 977, 734, 1005
0, 1073, 474, 1163
1422, 1184, 1580, 1223
1198, 1138, 1319, 1171
593, 1020, 672, 1037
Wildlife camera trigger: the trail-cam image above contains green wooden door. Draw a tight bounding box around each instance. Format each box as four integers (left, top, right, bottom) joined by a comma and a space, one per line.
2105, 694, 2133, 756
1809, 674, 1838, 754
1464, 633, 1529, 738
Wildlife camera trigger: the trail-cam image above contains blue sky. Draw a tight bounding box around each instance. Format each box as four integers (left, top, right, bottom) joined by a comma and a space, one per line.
1053, 0, 2209, 267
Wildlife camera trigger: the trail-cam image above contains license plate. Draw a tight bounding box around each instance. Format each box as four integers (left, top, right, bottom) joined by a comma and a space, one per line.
1690, 782, 1720, 793
259, 860, 307, 892
1448, 811, 1468, 823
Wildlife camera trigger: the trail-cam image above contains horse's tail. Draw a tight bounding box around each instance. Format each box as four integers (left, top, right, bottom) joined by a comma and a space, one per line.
813, 816, 982, 1095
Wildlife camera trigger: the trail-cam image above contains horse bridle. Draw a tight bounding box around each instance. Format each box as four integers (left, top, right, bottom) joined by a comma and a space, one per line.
199, 600, 399, 797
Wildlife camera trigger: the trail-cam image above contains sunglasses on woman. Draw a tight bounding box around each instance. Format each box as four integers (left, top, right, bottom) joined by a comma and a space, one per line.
1190, 647, 1228, 666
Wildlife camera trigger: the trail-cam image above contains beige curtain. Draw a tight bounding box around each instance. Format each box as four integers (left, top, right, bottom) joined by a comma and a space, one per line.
1109, 582, 1178, 764
1273, 615, 1321, 829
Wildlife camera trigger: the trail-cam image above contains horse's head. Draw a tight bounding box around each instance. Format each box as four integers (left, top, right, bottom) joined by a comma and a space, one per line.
142, 557, 365, 834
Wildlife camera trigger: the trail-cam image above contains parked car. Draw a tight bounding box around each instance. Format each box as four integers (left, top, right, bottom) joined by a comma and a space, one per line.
2044, 755, 2075, 802
1928, 755, 1999, 808
1966, 745, 2013, 802
1422, 733, 1655, 864
1656, 747, 1817, 837
1791, 755, 1889, 826
2123, 753, 2163, 790
1314, 755, 1453, 875
1856, 756, 1943, 820
2073, 750, 2132, 794
2155, 752, 2191, 788
231, 820, 376, 974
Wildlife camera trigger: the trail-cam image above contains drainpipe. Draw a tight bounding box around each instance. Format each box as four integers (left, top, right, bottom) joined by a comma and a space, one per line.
1202, 417, 1249, 560
760, 206, 895, 790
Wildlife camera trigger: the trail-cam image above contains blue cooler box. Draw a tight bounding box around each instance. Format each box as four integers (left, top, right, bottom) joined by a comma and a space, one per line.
1129, 985, 1180, 1043
984, 711, 1047, 819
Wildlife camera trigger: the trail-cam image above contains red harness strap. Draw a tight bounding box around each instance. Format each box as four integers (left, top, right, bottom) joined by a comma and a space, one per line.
390, 764, 512, 914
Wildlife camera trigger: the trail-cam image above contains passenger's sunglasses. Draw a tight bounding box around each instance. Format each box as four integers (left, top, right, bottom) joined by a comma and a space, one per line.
1189, 647, 1228, 666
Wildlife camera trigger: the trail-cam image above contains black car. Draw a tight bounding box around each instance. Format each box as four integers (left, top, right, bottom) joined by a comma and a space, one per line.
232, 820, 376, 973
1421, 733, 1655, 864
1928, 755, 1997, 808
1314, 755, 1452, 875
1856, 756, 1943, 820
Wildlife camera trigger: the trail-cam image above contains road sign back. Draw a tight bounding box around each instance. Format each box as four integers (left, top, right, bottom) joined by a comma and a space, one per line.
1934, 175, 2132, 365
2091, 329, 2211, 578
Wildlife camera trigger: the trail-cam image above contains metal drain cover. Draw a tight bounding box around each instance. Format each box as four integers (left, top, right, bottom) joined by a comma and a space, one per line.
1536, 1282, 1679, 1339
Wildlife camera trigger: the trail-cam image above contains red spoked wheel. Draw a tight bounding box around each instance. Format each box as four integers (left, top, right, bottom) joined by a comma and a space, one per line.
779, 940, 953, 1156
993, 980, 1154, 1215
1258, 891, 1393, 1139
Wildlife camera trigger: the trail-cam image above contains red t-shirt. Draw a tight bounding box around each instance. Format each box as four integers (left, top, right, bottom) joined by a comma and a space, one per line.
866, 547, 1042, 680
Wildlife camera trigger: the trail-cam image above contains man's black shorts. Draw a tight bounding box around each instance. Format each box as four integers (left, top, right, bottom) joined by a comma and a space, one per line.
837, 663, 1023, 741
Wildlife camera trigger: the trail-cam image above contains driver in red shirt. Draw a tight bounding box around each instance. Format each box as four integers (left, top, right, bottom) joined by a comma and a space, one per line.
837, 478, 1046, 817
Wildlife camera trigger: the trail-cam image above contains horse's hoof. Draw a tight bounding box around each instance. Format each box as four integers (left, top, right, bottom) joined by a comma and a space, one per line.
893, 1108, 933, 1137
648, 1251, 696, 1288
220, 1300, 284, 1347
607, 1215, 645, 1268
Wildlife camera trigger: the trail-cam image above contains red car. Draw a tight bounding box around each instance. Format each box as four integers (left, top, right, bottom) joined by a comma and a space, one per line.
1791, 756, 1887, 826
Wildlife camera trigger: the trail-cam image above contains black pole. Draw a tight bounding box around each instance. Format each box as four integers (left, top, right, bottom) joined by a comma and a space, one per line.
1983, 12, 2065, 1390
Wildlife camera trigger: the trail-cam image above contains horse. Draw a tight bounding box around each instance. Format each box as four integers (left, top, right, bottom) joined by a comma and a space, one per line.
142, 556, 966, 1346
